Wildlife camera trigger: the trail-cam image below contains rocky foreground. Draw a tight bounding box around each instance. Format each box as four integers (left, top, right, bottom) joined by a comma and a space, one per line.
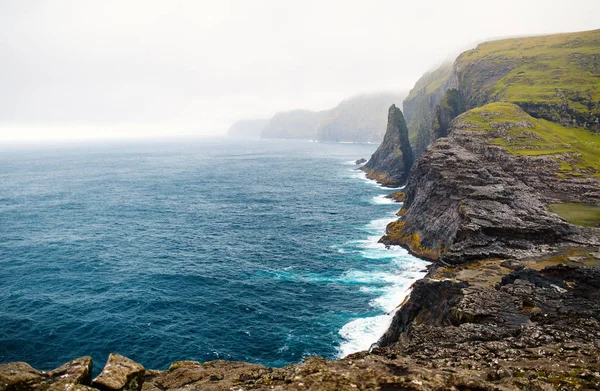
2, 255, 599, 391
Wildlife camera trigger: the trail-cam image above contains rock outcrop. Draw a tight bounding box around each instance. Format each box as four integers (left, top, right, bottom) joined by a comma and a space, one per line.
92, 354, 145, 391
361, 105, 413, 187
381, 103, 600, 263
0, 356, 93, 391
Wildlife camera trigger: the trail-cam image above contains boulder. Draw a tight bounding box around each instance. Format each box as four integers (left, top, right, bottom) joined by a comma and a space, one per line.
92, 354, 144, 391
47, 356, 92, 390
0, 362, 46, 391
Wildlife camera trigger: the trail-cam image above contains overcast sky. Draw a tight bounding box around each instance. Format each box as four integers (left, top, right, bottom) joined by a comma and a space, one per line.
1, 0, 598, 141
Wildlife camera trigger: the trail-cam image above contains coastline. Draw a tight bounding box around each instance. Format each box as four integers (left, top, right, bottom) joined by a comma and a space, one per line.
337, 167, 429, 357
2, 151, 599, 390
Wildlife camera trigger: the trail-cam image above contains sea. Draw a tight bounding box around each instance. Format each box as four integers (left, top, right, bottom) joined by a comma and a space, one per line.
0, 138, 428, 374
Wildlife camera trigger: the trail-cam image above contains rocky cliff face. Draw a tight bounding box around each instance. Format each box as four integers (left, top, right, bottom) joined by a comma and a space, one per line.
402, 62, 456, 158
382, 103, 600, 263
360, 105, 413, 187
5, 258, 600, 390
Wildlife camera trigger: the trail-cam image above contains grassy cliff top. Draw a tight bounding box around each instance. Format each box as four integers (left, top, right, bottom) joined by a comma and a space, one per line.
456, 29, 600, 105
405, 62, 453, 101
455, 102, 600, 176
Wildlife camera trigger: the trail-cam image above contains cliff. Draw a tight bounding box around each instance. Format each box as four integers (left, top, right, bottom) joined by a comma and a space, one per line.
373, 29, 600, 390
403, 61, 456, 157
403, 29, 600, 158
258, 92, 407, 143
382, 103, 600, 263
361, 105, 414, 187
227, 119, 270, 139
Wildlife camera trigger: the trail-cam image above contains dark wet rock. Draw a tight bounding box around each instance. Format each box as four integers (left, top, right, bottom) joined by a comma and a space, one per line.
92, 354, 144, 391
378, 278, 467, 346
361, 105, 413, 187
354, 158, 366, 165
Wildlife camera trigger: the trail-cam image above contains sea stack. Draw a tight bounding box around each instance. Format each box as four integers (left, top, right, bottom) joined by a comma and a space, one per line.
361, 104, 413, 187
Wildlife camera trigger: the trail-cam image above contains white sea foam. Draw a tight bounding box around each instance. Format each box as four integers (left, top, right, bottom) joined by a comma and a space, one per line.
365, 214, 397, 232
338, 315, 391, 357
370, 194, 396, 205
347, 169, 406, 190
336, 172, 429, 359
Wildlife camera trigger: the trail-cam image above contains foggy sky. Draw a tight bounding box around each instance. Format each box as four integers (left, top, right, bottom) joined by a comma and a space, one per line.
1, 0, 598, 141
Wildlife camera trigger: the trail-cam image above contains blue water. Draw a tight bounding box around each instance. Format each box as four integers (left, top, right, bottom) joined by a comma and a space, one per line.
0, 138, 428, 373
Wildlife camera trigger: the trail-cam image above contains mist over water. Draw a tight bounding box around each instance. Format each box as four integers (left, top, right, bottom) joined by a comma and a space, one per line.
0, 138, 427, 374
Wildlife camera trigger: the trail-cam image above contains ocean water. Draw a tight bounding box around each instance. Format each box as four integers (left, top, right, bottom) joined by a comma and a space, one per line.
0, 138, 428, 373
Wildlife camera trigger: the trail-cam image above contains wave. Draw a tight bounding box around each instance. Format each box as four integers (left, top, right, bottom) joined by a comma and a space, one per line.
338, 315, 391, 357
347, 169, 407, 191
370, 194, 396, 205
336, 172, 429, 359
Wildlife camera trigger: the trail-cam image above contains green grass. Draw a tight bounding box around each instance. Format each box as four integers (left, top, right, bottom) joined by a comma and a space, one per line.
548, 203, 600, 227
456, 29, 600, 108
455, 102, 600, 175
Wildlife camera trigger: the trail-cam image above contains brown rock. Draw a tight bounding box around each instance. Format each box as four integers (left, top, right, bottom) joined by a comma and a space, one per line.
92, 354, 145, 391
49, 386, 97, 391
46, 356, 92, 390
0, 362, 46, 391
385, 191, 406, 202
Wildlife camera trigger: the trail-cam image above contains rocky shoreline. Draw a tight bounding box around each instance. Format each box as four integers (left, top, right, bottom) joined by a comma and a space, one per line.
4, 160, 599, 390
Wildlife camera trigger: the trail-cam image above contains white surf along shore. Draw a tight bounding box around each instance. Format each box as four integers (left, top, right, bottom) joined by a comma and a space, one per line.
336, 166, 430, 358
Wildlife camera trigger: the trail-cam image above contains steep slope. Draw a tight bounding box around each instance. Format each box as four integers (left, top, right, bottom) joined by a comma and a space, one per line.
259, 92, 406, 142
383, 103, 600, 263
360, 105, 413, 187
227, 119, 269, 139
455, 29, 600, 129
403, 29, 600, 158
403, 61, 456, 157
